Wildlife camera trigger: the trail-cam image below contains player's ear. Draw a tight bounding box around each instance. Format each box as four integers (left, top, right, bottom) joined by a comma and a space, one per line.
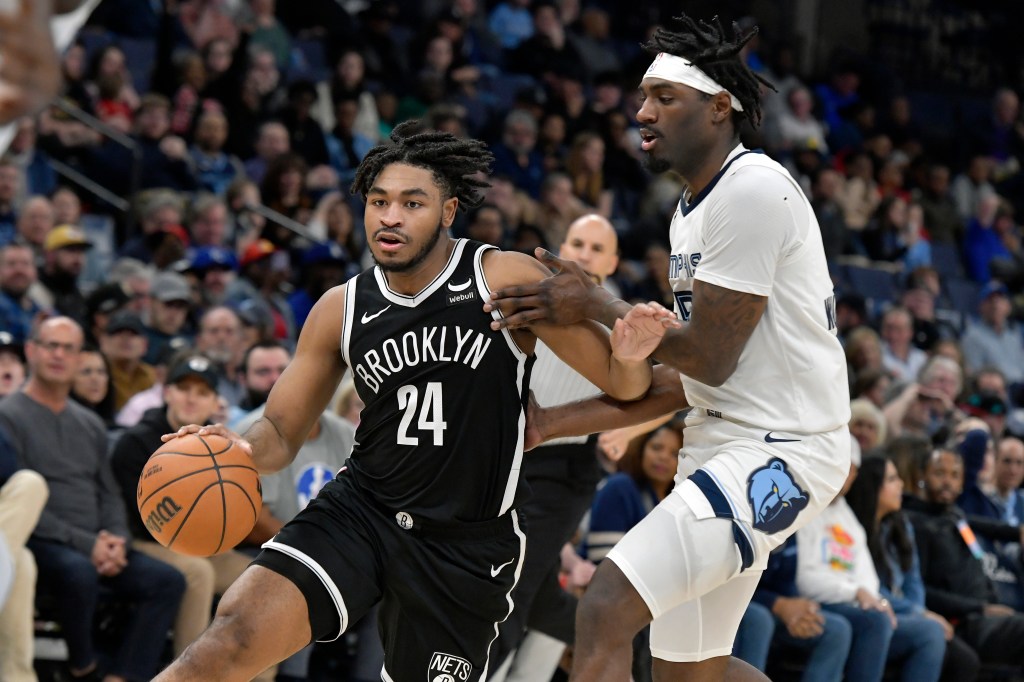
711, 92, 733, 124
441, 197, 458, 228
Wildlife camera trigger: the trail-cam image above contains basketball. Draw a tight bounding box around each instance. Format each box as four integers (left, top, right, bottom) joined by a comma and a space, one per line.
137, 433, 262, 557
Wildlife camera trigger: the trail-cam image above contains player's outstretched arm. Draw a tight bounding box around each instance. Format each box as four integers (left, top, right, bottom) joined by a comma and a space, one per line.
249, 285, 349, 473
0, 0, 61, 126
162, 288, 349, 473
484, 248, 632, 329
484, 250, 654, 401
528, 365, 688, 448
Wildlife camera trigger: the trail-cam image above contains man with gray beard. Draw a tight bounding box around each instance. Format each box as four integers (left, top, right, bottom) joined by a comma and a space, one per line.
195, 305, 245, 406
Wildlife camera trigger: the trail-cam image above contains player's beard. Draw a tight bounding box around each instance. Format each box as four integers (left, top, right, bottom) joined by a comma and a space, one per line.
643, 152, 671, 174
374, 219, 444, 274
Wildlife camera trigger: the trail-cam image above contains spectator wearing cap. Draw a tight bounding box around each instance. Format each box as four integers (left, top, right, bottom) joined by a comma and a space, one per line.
30, 225, 93, 326
287, 242, 350, 331
194, 306, 245, 407
15, 196, 55, 261
83, 282, 131, 346
0, 332, 25, 398
0, 243, 43, 346
186, 245, 237, 309
188, 110, 245, 197
118, 191, 185, 265
226, 239, 295, 342
115, 338, 190, 428
100, 311, 155, 412
110, 354, 261, 665
143, 271, 195, 365
961, 281, 1024, 385
187, 194, 230, 249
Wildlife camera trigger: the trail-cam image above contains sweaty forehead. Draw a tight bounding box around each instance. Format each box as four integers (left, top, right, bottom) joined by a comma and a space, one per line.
370, 163, 444, 198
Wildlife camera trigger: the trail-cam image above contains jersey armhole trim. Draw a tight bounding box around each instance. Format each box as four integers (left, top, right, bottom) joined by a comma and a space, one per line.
475, 246, 528, 360
339, 279, 358, 367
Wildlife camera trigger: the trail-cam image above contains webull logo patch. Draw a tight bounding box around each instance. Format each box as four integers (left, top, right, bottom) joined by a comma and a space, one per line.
429, 651, 471, 681
144, 496, 182, 535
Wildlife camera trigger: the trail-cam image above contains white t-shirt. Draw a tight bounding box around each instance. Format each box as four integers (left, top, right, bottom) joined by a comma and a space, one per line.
669, 144, 849, 435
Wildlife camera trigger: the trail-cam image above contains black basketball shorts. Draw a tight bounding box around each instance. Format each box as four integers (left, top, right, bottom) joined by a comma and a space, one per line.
252, 470, 527, 682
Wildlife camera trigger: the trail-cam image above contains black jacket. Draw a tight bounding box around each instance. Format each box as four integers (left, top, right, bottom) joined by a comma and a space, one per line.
904, 495, 996, 620
110, 406, 172, 540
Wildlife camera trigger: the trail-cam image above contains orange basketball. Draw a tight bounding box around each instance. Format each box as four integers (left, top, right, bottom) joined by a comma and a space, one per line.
137, 433, 262, 557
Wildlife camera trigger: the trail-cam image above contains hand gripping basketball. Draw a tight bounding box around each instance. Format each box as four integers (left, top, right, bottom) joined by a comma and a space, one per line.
138, 426, 261, 557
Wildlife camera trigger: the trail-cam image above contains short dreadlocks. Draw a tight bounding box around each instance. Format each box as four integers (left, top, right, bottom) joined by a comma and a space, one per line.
643, 14, 776, 129
350, 120, 494, 210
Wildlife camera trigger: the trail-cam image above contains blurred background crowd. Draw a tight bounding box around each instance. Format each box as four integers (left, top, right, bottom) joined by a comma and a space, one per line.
1, 0, 1024, 680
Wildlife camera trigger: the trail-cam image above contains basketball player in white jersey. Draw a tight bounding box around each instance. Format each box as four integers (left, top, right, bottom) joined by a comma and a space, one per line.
0, 0, 101, 152
487, 14, 851, 682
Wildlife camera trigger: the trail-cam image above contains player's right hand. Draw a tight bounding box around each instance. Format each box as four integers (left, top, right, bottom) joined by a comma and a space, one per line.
161, 423, 253, 458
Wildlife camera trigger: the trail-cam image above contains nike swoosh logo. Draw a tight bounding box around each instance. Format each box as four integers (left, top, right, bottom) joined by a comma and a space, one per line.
490, 558, 515, 577
764, 432, 801, 443
361, 305, 391, 324
448, 278, 473, 292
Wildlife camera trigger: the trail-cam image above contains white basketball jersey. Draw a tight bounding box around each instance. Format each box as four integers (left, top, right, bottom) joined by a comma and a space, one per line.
669, 145, 849, 435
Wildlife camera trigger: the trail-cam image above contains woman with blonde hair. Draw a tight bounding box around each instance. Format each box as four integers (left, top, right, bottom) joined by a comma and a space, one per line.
850, 397, 888, 453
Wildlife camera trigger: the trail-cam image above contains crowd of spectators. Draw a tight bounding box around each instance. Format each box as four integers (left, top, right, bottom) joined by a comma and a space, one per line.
0, 0, 1022, 680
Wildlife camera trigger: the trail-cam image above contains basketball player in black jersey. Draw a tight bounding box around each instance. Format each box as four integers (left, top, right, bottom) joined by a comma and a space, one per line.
154, 121, 676, 682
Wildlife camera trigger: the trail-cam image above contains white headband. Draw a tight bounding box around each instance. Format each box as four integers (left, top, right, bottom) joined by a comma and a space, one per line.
645, 52, 744, 112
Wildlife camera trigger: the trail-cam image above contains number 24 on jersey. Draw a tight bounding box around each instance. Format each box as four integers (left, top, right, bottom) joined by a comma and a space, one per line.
396, 382, 447, 446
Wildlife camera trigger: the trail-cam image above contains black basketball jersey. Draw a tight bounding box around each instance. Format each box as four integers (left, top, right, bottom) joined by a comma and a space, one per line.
340, 239, 534, 522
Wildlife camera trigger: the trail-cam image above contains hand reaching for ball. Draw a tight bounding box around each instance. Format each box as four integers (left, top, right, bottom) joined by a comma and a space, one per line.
162, 423, 253, 458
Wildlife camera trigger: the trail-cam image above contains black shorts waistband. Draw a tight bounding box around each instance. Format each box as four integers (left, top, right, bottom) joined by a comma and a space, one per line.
336, 471, 522, 541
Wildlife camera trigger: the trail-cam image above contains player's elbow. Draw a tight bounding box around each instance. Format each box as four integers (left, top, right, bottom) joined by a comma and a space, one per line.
695, 360, 738, 388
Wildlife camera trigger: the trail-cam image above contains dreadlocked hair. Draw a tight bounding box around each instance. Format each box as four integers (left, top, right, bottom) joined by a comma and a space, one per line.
350, 119, 494, 211
643, 14, 776, 129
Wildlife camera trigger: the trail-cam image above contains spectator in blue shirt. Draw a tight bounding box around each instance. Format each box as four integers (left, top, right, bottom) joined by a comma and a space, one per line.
0, 243, 43, 345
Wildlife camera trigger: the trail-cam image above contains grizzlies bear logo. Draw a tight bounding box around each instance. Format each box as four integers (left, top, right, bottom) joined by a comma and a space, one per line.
747, 458, 808, 534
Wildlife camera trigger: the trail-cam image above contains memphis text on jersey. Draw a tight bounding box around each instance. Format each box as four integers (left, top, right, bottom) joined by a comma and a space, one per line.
353, 324, 493, 394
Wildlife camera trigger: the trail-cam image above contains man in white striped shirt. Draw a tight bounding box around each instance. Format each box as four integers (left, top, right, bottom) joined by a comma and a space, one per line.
489, 214, 621, 682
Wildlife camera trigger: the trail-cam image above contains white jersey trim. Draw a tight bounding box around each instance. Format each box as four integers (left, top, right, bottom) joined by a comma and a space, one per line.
373, 239, 467, 307
480, 511, 528, 679
339, 280, 358, 368
475, 246, 528, 360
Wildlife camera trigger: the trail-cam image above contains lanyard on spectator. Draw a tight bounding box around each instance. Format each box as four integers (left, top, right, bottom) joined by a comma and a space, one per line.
956, 518, 985, 560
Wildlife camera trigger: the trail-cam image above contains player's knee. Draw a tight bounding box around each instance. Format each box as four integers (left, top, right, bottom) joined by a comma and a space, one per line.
578, 561, 649, 636
196, 609, 260, 666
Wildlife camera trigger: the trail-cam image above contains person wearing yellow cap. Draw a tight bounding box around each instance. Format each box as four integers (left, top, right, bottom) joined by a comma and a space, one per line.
29, 224, 92, 325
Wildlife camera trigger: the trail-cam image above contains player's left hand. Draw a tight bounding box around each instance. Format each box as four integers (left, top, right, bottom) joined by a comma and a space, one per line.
610, 302, 680, 363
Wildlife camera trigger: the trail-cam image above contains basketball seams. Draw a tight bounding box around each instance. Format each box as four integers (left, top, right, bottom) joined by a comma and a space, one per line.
139, 433, 261, 556
138, 464, 254, 509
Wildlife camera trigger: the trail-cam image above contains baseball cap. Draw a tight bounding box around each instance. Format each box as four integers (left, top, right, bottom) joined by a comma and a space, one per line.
188, 246, 238, 273
240, 239, 277, 268
166, 354, 221, 391
0, 331, 24, 361
105, 310, 146, 335
86, 282, 131, 317
302, 242, 348, 267
962, 392, 1009, 417
44, 225, 92, 252
151, 271, 192, 303
979, 281, 1009, 302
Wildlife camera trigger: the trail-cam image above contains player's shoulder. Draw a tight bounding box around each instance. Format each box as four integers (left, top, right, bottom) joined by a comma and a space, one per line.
480, 246, 551, 291
722, 155, 795, 194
